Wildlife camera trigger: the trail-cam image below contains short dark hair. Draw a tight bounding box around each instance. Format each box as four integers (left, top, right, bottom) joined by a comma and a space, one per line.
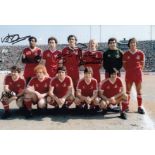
84, 67, 93, 74
10, 66, 21, 73
57, 66, 66, 72
28, 36, 37, 42
48, 37, 58, 44
108, 68, 118, 76
128, 38, 137, 47
108, 37, 117, 44
67, 35, 77, 42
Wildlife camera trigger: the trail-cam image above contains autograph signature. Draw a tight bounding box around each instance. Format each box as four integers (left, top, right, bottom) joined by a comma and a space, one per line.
1, 34, 31, 45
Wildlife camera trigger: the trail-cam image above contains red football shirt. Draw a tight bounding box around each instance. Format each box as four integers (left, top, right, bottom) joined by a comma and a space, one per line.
23, 47, 42, 78
99, 78, 123, 98
4, 74, 26, 94
28, 77, 51, 94
82, 50, 102, 82
123, 50, 144, 71
77, 78, 98, 97
50, 76, 72, 98
43, 50, 62, 77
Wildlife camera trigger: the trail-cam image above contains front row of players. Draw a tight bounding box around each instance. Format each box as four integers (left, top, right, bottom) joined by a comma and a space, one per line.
1, 64, 136, 120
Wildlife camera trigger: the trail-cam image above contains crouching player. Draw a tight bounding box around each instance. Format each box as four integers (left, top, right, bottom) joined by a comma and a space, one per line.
99, 69, 128, 119
74, 67, 99, 114
1, 66, 26, 119
23, 65, 51, 118
47, 66, 74, 112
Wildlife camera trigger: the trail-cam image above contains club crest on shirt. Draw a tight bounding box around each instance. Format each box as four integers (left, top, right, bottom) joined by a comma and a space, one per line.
114, 85, 118, 88
63, 83, 67, 87
107, 54, 111, 58
26, 51, 31, 55
90, 85, 94, 89
136, 55, 140, 60
47, 53, 51, 57
116, 54, 120, 58
17, 84, 21, 87
82, 86, 85, 89
9, 82, 13, 85
106, 86, 110, 89
127, 56, 130, 59
35, 84, 39, 88
56, 84, 59, 87
44, 83, 48, 88
34, 52, 38, 56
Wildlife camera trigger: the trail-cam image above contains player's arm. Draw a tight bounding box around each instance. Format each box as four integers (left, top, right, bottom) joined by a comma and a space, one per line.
122, 54, 127, 70
103, 52, 110, 71
49, 86, 62, 105
123, 60, 127, 70
40, 58, 46, 65
62, 86, 72, 100
113, 87, 124, 100
116, 50, 123, 70
140, 52, 145, 70
62, 77, 74, 99
76, 89, 86, 100
26, 85, 41, 97
90, 90, 98, 101
49, 86, 58, 99
99, 90, 108, 101
21, 53, 34, 64
4, 85, 10, 92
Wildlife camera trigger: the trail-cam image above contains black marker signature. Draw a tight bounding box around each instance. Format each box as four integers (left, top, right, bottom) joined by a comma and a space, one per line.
1, 34, 31, 45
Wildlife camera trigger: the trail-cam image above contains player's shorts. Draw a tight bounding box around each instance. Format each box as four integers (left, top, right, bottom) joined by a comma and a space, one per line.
125, 69, 142, 84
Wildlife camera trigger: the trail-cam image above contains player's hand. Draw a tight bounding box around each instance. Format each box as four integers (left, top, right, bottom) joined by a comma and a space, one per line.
85, 97, 92, 104
59, 98, 66, 105
109, 97, 116, 104
11, 96, 18, 100
37, 93, 45, 99
22, 54, 26, 59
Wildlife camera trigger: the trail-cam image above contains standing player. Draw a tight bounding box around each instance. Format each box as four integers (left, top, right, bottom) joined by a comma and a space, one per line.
22, 36, 42, 84
62, 35, 82, 89
23, 65, 51, 118
123, 38, 145, 114
74, 67, 99, 113
47, 66, 74, 110
99, 69, 128, 119
42, 37, 62, 78
103, 38, 123, 78
82, 39, 103, 83
1, 66, 26, 119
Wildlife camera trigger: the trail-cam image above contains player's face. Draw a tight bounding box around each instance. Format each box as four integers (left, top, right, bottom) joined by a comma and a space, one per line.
110, 73, 117, 79
11, 71, 19, 79
89, 40, 97, 50
68, 37, 76, 47
108, 41, 117, 50
29, 39, 36, 48
84, 72, 92, 79
48, 40, 57, 49
129, 40, 137, 50
58, 70, 66, 79
36, 70, 45, 80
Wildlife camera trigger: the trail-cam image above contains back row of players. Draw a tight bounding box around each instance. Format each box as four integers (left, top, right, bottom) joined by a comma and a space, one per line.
1, 35, 145, 119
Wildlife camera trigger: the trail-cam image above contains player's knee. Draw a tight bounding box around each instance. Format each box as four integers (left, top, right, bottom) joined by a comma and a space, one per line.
74, 98, 81, 105
16, 98, 23, 108
38, 98, 46, 109
67, 95, 75, 102
100, 100, 107, 109
93, 97, 100, 106
122, 93, 128, 100
47, 96, 52, 103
